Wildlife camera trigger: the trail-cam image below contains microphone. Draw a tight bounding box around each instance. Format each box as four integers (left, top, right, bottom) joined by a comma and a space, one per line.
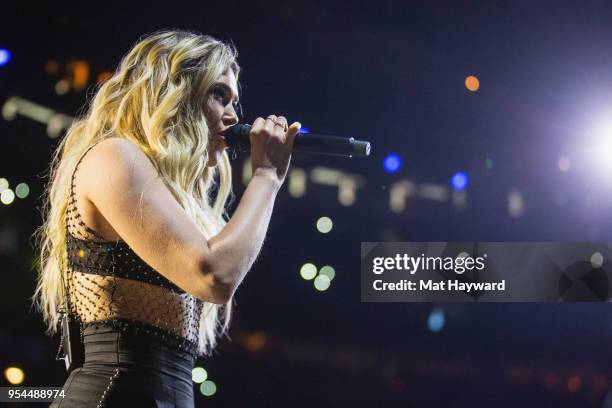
225, 124, 371, 158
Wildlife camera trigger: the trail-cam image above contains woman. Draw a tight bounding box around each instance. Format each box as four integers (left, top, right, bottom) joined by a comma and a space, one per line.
32, 29, 300, 407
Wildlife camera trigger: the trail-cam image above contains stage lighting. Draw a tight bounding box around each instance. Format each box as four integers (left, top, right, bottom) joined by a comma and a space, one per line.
200, 380, 217, 396
427, 309, 445, 332
288, 168, 307, 198
319, 265, 335, 281
583, 117, 612, 182
1, 189, 15, 205
465, 75, 480, 92
314, 274, 331, 291
590, 252, 604, 268
300, 263, 317, 280
316, 216, 333, 233
192, 367, 207, 383
0, 49, 11, 66
4, 367, 24, 385
508, 188, 524, 218
451, 171, 469, 190
383, 154, 402, 173
55, 80, 70, 95
15, 182, 29, 199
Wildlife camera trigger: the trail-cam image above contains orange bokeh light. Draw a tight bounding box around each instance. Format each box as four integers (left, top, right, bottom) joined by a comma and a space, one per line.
44, 60, 60, 75
97, 71, 112, 83
67, 60, 90, 91
244, 331, 267, 352
465, 75, 480, 92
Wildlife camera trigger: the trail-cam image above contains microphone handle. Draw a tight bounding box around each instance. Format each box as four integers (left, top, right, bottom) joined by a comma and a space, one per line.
227, 124, 371, 158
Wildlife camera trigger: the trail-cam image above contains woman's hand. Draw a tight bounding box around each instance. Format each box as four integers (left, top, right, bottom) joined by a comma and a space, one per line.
249, 115, 301, 184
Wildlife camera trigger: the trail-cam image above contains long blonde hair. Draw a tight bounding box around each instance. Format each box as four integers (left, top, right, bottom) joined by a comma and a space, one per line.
31, 29, 239, 356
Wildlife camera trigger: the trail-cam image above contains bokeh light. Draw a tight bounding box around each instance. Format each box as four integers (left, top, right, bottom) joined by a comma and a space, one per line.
319, 265, 336, 281
451, 171, 469, 190
97, 71, 112, 83
192, 367, 208, 383
316, 216, 333, 233
1, 189, 15, 205
44, 59, 60, 74
383, 154, 402, 174
55, 79, 70, 95
200, 380, 217, 397
0, 178, 8, 192
15, 182, 29, 199
314, 274, 331, 291
465, 75, 480, 91
0, 49, 11, 66
300, 263, 317, 280
590, 252, 604, 268
244, 331, 267, 352
427, 309, 445, 332
4, 367, 25, 385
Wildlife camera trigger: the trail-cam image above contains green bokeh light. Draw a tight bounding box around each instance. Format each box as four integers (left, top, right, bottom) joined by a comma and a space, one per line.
319, 265, 335, 281
192, 366, 207, 383
300, 263, 317, 280
200, 380, 217, 396
316, 216, 333, 234
314, 275, 331, 291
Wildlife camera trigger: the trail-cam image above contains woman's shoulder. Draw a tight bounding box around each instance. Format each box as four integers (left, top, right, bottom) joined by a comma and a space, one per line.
78, 137, 155, 181
76, 136, 161, 207
86, 136, 145, 162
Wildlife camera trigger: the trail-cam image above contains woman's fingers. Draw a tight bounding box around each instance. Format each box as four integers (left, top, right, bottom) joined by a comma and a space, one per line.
284, 122, 301, 150
250, 117, 266, 140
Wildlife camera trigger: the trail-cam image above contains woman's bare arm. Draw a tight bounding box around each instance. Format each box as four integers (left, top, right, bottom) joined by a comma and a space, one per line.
82, 118, 298, 303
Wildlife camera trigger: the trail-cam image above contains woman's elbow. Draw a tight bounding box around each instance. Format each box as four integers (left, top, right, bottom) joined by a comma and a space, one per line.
195, 256, 237, 304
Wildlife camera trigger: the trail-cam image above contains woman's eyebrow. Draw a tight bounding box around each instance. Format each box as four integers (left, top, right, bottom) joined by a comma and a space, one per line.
214, 83, 239, 105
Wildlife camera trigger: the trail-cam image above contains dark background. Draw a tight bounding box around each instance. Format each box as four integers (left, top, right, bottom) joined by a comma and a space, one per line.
2, 0, 612, 406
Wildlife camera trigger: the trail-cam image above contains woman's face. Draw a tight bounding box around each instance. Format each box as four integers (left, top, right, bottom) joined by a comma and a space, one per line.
204, 68, 240, 166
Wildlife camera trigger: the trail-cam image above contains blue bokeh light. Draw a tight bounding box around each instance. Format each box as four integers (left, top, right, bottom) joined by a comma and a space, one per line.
0, 49, 11, 66
451, 171, 469, 190
299, 127, 310, 134
383, 154, 402, 173
427, 309, 445, 332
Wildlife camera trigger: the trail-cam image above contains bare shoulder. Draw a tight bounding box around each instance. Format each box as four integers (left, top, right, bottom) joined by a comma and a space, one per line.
79, 137, 160, 189
85, 137, 152, 171
75, 137, 160, 241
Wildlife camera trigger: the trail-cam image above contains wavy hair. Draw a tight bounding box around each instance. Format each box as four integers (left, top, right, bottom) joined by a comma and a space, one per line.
31, 29, 239, 356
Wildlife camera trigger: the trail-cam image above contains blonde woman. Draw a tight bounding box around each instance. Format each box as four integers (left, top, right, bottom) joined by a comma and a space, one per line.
32, 29, 300, 407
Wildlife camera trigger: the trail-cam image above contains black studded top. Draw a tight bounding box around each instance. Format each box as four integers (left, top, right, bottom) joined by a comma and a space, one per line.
64, 141, 204, 360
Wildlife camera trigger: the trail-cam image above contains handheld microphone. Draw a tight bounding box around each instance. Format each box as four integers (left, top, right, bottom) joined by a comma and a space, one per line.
225, 124, 371, 158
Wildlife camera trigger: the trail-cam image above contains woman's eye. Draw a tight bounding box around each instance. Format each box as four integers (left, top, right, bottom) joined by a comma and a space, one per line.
213, 88, 225, 100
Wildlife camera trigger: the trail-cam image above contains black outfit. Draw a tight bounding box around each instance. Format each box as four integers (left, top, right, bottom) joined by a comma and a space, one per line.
50, 142, 204, 407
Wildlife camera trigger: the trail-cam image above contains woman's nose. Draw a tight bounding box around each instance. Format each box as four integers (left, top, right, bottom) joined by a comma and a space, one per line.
223, 106, 239, 127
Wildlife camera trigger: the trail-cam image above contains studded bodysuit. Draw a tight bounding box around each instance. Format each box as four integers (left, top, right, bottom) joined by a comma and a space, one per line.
63, 142, 205, 360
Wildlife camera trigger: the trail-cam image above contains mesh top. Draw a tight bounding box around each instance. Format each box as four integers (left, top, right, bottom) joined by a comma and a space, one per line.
64, 141, 204, 360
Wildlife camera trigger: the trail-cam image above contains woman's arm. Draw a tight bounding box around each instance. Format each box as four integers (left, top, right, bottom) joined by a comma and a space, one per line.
201, 116, 301, 300
81, 117, 299, 304
203, 167, 281, 300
